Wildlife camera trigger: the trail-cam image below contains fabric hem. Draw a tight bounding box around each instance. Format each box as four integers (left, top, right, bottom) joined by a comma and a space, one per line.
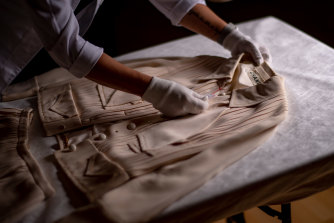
69, 41, 104, 78
17, 108, 55, 198
171, 0, 206, 26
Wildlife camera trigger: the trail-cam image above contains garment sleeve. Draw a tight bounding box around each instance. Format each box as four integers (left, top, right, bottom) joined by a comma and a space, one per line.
25, 0, 103, 78
149, 0, 206, 26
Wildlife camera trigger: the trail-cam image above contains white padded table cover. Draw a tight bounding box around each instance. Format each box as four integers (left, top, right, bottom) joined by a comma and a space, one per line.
1, 16, 334, 223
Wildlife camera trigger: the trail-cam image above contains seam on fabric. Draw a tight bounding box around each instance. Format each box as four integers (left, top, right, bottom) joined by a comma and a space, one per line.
17, 108, 55, 198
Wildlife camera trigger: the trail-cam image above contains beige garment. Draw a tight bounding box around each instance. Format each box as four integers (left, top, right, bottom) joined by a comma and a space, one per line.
1, 68, 76, 102
53, 54, 287, 223
0, 108, 55, 223
36, 56, 242, 136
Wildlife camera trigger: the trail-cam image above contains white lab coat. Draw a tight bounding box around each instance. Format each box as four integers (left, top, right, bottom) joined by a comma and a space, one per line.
0, 0, 205, 93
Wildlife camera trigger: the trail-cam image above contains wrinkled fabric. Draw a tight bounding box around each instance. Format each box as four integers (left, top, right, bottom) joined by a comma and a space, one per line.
1, 68, 76, 102
25, 0, 104, 78
0, 108, 54, 223
37, 56, 242, 136
0, 0, 103, 93
51, 54, 287, 223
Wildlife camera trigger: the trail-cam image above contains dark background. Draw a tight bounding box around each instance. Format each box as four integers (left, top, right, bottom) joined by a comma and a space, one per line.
17, 0, 333, 82
85, 0, 333, 56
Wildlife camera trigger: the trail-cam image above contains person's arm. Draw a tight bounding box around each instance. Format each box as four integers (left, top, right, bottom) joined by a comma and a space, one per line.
180, 4, 271, 65
86, 53, 208, 117
179, 4, 227, 42
26, 0, 208, 117
86, 53, 152, 96
26, 0, 150, 96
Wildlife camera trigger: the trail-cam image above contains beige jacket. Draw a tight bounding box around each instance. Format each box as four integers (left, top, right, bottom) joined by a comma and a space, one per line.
38, 54, 287, 222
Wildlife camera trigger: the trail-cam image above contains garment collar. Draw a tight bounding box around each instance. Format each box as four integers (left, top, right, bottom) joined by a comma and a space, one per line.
228, 54, 285, 107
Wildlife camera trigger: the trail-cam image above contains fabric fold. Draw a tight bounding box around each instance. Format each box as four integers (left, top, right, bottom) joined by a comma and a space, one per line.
0, 108, 55, 223
137, 106, 227, 152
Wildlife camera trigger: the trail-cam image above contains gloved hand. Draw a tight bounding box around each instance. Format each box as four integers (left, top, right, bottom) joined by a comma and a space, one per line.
142, 77, 209, 117
222, 25, 272, 65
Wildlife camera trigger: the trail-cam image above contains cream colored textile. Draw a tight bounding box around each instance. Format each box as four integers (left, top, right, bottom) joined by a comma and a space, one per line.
53, 54, 287, 223
0, 108, 55, 223
1, 68, 76, 102
36, 56, 244, 136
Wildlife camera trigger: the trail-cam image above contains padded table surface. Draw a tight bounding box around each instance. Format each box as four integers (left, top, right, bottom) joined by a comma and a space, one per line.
1, 16, 334, 223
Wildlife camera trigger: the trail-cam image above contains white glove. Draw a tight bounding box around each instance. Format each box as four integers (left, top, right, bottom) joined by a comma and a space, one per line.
259, 45, 272, 64
221, 25, 271, 65
142, 77, 209, 117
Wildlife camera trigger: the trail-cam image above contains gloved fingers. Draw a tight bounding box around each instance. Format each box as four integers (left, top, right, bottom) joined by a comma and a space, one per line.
259, 45, 272, 64
187, 94, 209, 115
246, 42, 263, 66
142, 76, 209, 117
192, 91, 209, 101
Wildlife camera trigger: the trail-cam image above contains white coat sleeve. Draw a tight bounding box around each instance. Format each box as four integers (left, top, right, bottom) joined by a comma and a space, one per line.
149, 0, 206, 26
25, 0, 103, 78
